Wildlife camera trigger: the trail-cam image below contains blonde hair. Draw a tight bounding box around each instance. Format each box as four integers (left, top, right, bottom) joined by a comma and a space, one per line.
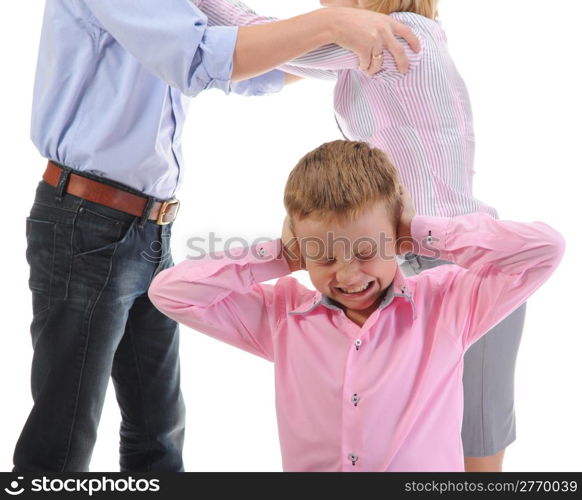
284, 140, 402, 227
362, 0, 438, 19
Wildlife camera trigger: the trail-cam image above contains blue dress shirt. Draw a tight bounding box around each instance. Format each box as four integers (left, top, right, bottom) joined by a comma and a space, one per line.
31, 0, 285, 199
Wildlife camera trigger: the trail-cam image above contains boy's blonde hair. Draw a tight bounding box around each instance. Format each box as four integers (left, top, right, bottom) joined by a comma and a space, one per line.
284, 140, 402, 228
362, 0, 438, 19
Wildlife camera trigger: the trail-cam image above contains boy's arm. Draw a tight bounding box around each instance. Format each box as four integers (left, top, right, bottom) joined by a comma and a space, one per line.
148, 240, 292, 361
411, 213, 565, 350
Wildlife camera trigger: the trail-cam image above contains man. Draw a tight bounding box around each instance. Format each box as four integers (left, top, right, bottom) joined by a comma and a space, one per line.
15, 0, 418, 472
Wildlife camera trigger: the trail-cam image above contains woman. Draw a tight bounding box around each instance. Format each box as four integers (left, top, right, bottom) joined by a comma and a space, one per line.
198, 0, 527, 472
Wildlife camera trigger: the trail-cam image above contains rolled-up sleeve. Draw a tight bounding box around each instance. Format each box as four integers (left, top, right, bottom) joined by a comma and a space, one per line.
198, 0, 338, 82
83, 0, 238, 96
230, 69, 285, 96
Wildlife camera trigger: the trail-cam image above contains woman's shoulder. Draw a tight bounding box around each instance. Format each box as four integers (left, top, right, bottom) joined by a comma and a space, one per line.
388, 11, 446, 41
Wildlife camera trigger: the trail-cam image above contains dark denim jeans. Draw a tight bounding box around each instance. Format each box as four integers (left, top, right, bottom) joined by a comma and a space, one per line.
13, 178, 185, 472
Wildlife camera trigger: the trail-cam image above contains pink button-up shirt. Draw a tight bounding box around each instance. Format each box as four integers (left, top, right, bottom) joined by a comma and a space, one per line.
148, 214, 564, 471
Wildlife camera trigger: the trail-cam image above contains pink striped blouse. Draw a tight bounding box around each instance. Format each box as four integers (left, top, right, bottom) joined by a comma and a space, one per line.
198, 0, 498, 218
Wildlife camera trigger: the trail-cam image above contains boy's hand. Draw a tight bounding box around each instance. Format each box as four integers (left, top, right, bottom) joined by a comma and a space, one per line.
396, 184, 417, 254
281, 216, 304, 272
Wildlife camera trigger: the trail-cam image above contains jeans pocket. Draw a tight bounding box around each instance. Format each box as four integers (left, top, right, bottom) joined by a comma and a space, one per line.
26, 218, 57, 313
72, 207, 133, 257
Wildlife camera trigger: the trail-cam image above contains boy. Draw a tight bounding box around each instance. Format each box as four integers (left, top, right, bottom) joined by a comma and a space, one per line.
148, 140, 564, 471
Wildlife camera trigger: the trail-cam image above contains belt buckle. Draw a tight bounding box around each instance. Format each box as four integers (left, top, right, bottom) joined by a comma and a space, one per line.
156, 199, 180, 225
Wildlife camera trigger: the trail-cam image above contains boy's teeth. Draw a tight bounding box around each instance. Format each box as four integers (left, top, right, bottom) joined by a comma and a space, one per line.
341, 282, 370, 294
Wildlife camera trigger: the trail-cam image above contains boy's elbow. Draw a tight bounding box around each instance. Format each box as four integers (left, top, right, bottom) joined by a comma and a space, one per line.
147, 280, 163, 311
549, 228, 566, 265
147, 270, 171, 312
537, 224, 566, 271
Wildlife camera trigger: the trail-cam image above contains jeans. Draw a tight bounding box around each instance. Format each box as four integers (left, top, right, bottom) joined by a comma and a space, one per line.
13, 177, 185, 472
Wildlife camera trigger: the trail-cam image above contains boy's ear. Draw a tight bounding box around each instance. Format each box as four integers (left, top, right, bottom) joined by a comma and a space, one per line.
290, 219, 306, 268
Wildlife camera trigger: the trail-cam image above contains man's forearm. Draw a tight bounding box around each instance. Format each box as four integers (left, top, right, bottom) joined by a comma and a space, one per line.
284, 73, 304, 85
232, 10, 333, 82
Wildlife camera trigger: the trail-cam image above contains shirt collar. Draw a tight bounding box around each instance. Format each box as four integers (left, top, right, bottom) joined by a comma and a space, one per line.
288, 263, 416, 319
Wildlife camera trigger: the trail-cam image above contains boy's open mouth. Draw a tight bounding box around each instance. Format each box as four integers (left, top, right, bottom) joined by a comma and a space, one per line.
337, 280, 375, 296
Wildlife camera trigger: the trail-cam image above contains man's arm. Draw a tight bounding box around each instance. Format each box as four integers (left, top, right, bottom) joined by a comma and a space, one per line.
83, 0, 241, 97
83, 0, 418, 99
284, 74, 305, 86
233, 8, 420, 81
198, 0, 422, 78
148, 240, 294, 361
410, 213, 565, 350
196, 0, 286, 95
198, 0, 337, 81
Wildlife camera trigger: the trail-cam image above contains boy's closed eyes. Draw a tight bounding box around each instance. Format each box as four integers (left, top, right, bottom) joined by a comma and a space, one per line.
287, 198, 409, 327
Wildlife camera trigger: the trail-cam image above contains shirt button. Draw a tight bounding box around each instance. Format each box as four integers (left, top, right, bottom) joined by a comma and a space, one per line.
351, 393, 360, 406
354, 339, 362, 350
348, 453, 358, 466
258, 247, 266, 257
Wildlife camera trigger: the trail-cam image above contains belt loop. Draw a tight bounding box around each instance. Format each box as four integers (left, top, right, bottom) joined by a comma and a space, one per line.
55, 165, 72, 202
139, 197, 155, 228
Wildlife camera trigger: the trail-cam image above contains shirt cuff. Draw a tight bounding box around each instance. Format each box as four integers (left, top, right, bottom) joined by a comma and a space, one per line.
199, 25, 239, 91
410, 215, 453, 261
230, 69, 286, 96
261, 70, 286, 94
249, 239, 292, 283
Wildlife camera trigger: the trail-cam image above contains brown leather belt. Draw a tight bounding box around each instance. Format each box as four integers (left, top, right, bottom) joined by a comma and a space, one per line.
43, 161, 180, 225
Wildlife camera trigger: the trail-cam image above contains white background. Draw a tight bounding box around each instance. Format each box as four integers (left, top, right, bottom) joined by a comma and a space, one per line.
0, 0, 580, 472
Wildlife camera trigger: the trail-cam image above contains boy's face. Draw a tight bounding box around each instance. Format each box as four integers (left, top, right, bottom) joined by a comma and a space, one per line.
293, 201, 399, 315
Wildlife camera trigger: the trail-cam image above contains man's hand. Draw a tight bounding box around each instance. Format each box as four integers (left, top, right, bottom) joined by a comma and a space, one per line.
396, 184, 417, 254
328, 7, 421, 75
233, 7, 420, 82
280, 216, 304, 273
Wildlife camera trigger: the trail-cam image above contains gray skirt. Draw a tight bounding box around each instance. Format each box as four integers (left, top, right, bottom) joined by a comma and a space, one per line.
400, 253, 527, 457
